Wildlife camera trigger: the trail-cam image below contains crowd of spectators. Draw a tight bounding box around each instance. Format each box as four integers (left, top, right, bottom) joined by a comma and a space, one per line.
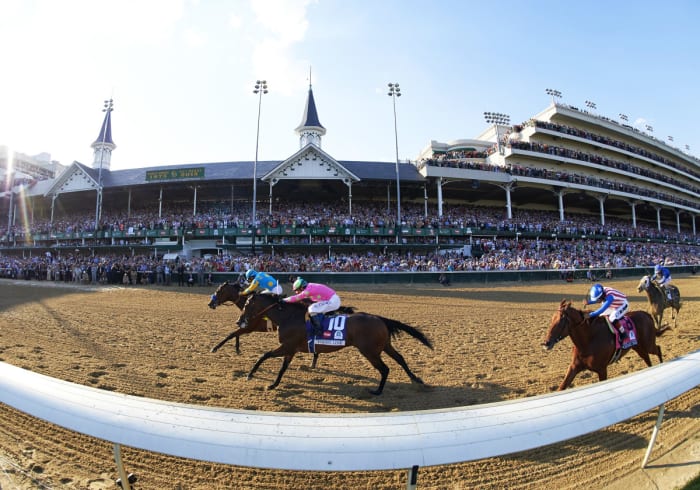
3, 200, 697, 245
419, 142, 697, 210
527, 119, 700, 180
1, 201, 698, 286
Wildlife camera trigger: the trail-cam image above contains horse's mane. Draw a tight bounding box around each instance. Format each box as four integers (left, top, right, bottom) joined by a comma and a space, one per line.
560, 299, 590, 323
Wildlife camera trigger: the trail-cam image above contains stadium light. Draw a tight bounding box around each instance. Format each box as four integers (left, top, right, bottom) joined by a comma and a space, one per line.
645, 124, 654, 133
95, 98, 114, 231
619, 113, 629, 123
545, 88, 562, 105
685, 144, 690, 151
252, 80, 268, 254
668, 135, 674, 142
585, 100, 597, 111
387, 82, 402, 236
484, 111, 510, 155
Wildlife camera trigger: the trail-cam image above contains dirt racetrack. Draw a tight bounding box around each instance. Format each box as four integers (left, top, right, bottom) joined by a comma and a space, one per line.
0, 276, 698, 489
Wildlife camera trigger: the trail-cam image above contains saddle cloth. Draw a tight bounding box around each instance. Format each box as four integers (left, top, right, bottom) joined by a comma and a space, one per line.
607, 316, 637, 350
306, 314, 348, 351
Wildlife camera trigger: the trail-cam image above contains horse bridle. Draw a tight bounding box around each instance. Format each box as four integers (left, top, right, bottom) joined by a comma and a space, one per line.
209, 284, 238, 308
552, 306, 586, 343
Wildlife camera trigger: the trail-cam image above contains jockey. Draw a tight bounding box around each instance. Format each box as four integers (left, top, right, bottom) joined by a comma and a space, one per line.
652, 264, 673, 301
584, 283, 630, 343
241, 269, 283, 296
283, 277, 341, 336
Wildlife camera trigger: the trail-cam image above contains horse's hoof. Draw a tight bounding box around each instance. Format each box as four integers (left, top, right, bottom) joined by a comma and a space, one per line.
210, 347, 218, 353
267, 384, 278, 390
368, 389, 383, 396
246, 375, 254, 381
411, 377, 425, 385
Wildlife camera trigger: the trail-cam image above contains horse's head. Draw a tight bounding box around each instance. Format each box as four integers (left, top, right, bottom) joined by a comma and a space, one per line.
637, 275, 651, 293
542, 300, 586, 350
208, 281, 242, 309
236, 293, 281, 328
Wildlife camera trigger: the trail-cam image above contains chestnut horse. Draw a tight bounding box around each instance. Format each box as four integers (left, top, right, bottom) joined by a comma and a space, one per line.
636, 275, 681, 329
542, 300, 669, 390
236, 292, 433, 395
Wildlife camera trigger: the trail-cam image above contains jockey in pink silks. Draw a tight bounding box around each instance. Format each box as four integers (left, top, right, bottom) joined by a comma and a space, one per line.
283, 277, 341, 335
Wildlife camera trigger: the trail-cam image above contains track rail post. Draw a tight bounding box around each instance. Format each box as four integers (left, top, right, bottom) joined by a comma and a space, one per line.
642, 404, 665, 468
113, 443, 132, 490
407, 464, 419, 489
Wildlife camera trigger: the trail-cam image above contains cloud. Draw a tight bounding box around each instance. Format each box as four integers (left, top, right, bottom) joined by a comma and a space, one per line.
251, 0, 312, 42
184, 27, 207, 47
248, 0, 315, 96
230, 13, 243, 29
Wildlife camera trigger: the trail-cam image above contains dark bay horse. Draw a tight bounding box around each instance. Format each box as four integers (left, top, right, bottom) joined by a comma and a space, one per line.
208, 281, 278, 354
207, 281, 353, 368
637, 275, 681, 329
542, 300, 669, 390
236, 293, 433, 395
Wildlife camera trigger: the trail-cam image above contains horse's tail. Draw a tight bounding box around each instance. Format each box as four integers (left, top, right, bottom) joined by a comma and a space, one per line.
376, 315, 433, 350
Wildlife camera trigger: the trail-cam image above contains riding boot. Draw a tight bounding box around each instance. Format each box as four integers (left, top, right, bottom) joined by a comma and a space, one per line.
310, 314, 323, 337
613, 320, 627, 343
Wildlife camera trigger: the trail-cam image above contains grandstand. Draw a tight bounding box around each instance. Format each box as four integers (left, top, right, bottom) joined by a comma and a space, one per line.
1, 87, 698, 266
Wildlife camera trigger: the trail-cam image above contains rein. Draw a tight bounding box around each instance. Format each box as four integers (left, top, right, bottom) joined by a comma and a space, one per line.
244, 298, 281, 325
562, 308, 586, 326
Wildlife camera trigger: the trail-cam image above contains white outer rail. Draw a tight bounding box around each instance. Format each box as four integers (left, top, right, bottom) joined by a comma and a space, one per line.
1, 350, 699, 472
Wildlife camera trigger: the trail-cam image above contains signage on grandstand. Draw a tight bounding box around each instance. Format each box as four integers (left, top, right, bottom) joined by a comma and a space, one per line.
145, 167, 205, 181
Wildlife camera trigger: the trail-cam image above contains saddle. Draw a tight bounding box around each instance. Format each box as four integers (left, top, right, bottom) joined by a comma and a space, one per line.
605, 316, 637, 354
663, 286, 678, 305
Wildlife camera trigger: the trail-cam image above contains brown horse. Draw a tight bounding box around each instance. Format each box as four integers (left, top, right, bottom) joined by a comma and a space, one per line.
207, 281, 354, 368
236, 292, 433, 395
542, 299, 669, 390
636, 275, 681, 329
208, 280, 278, 354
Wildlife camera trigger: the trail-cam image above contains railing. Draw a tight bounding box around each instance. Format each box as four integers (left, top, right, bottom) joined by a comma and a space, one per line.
1, 226, 696, 249
1, 350, 698, 488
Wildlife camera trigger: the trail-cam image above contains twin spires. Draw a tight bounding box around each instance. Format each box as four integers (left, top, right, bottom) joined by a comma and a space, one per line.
88, 79, 322, 171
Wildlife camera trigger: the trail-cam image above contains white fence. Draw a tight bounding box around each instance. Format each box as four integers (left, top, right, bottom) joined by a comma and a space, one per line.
1, 350, 699, 482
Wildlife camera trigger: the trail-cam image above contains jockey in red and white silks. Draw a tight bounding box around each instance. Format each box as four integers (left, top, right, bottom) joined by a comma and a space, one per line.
585, 284, 629, 322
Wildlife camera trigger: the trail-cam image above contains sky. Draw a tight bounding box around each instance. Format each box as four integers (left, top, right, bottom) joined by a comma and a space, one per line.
1, 0, 699, 171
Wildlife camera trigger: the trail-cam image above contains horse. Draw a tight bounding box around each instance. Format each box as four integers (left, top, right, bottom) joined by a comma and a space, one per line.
636, 275, 681, 329
208, 280, 278, 354
207, 281, 353, 369
235, 292, 433, 395
541, 299, 669, 390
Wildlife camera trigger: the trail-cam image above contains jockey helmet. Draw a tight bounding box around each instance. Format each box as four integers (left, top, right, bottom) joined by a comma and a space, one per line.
245, 269, 257, 281
293, 277, 308, 292
654, 264, 661, 275
589, 283, 604, 302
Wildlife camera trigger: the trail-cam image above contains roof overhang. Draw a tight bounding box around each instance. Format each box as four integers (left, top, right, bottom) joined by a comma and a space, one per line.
262, 144, 360, 185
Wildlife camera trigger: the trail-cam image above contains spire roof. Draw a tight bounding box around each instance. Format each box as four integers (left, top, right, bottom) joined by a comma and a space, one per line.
92, 106, 115, 148
295, 85, 325, 132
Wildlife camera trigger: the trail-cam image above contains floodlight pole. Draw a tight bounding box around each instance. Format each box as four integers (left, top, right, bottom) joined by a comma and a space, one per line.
252, 80, 268, 254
